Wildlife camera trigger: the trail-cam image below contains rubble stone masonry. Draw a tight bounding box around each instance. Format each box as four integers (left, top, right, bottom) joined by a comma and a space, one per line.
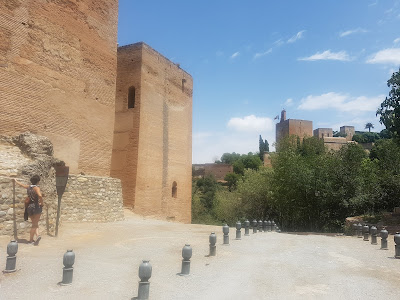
61, 175, 124, 222
0, 0, 119, 176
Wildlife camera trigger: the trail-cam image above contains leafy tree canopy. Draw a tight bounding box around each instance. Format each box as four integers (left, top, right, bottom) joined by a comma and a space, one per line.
365, 122, 374, 132
352, 132, 380, 143
377, 68, 400, 142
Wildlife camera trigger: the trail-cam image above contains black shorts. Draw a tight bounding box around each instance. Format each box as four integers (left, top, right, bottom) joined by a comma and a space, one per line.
27, 203, 42, 216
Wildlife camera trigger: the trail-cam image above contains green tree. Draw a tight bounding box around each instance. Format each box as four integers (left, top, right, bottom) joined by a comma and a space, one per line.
195, 175, 218, 210
365, 122, 374, 132
233, 153, 262, 175
259, 135, 270, 160
224, 173, 240, 191
377, 68, 400, 142
218, 152, 241, 164
352, 132, 380, 143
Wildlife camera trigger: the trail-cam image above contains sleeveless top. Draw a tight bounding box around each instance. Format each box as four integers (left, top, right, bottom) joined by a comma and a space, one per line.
27, 185, 39, 204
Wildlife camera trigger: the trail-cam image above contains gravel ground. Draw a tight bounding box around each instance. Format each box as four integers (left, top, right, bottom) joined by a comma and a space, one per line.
0, 210, 399, 300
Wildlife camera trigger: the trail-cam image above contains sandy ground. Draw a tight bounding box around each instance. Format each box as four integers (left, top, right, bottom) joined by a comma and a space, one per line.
0, 210, 399, 300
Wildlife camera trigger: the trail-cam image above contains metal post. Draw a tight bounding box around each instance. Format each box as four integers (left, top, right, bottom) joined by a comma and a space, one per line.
363, 224, 369, 241
352, 223, 358, 237
370, 226, 377, 245
4, 240, 18, 273
223, 224, 229, 245
55, 194, 62, 237
394, 232, 400, 259
357, 223, 363, 238
60, 249, 75, 285
235, 221, 241, 240
252, 220, 257, 234
55, 164, 69, 237
12, 180, 17, 240
244, 219, 250, 236
137, 260, 152, 300
180, 244, 192, 275
380, 228, 388, 250
209, 232, 216, 256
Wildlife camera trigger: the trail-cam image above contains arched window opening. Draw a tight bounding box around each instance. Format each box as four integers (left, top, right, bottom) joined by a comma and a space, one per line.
128, 86, 135, 109
172, 181, 177, 198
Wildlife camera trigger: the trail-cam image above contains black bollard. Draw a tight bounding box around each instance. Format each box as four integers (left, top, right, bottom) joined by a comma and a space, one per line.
209, 232, 217, 256
352, 223, 358, 237
394, 232, 400, 259
357, 223, 363, 238
380, 228, 389, 250
267, 220, 272, 232
60, 250, 75, 285
235, 221, 241, 240
258, 220, 263, 232
244, 219, 250, 236
137, 260, 152, 300
370, 226, 378, 245
263, 220, 267, 232
252, 219, 257, 234
4, 240, 18, 273
363, 224, 369, 241
180, 244, 192, 275
223, 224, 229, 245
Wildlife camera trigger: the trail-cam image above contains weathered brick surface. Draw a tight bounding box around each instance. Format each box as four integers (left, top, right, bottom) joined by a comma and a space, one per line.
276, 119, 313, 146
192, 164, 233, 180
0, 0, 119, 176
313, 128, 333, 139
112, 43, 192, 223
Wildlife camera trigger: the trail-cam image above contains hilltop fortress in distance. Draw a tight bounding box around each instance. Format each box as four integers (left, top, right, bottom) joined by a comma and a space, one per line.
276, 110, 355, 151
0, 0, 192, 223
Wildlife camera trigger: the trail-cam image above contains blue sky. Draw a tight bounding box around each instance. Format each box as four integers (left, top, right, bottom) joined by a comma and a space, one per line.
118, 0, 400, 163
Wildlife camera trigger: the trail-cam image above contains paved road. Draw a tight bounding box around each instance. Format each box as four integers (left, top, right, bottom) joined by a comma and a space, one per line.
0, 211, 399, 300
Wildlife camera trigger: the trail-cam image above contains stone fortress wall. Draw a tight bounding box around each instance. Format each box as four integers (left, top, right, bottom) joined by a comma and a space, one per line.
61, 175, 124, 222
0, 1, 193, 229
276, 110, 356, 151
0, 134, 124, 236
192, 164, 233, 181
112, 43, 192, 223
0, 0, 119, 176
275, 110, 313, 146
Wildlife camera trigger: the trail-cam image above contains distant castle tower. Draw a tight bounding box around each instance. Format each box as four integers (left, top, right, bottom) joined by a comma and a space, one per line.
275, 110, 313, 147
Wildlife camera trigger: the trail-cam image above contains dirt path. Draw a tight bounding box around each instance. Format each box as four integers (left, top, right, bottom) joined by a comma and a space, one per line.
0, 211, 399, 299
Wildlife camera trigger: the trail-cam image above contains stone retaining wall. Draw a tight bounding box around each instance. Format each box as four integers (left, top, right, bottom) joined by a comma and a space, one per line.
61, 175, 124, 222
0, 176, 58, 236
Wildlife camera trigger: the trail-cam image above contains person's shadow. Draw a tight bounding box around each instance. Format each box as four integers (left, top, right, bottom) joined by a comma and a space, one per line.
16, 238, 30, 244
45, 204, 54, 237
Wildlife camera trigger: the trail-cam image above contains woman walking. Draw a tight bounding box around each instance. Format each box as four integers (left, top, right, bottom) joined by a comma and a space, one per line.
14, 175, 44, 244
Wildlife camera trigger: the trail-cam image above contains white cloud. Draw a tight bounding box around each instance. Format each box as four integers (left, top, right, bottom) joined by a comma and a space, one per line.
339, 28, 368, 37
367, 48, 400, 64
227, 115, 274, 132
192, 117, 276, 163
273, 39, 284, 46
253, 48, 272, 59
298, 92, 383, 112
192, 130, 275, 163
394, 37, 400, 44
287, 30, 306, 43
298, 50, 351, 61
230, 52, 240, 59
284, 98, 294, 107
